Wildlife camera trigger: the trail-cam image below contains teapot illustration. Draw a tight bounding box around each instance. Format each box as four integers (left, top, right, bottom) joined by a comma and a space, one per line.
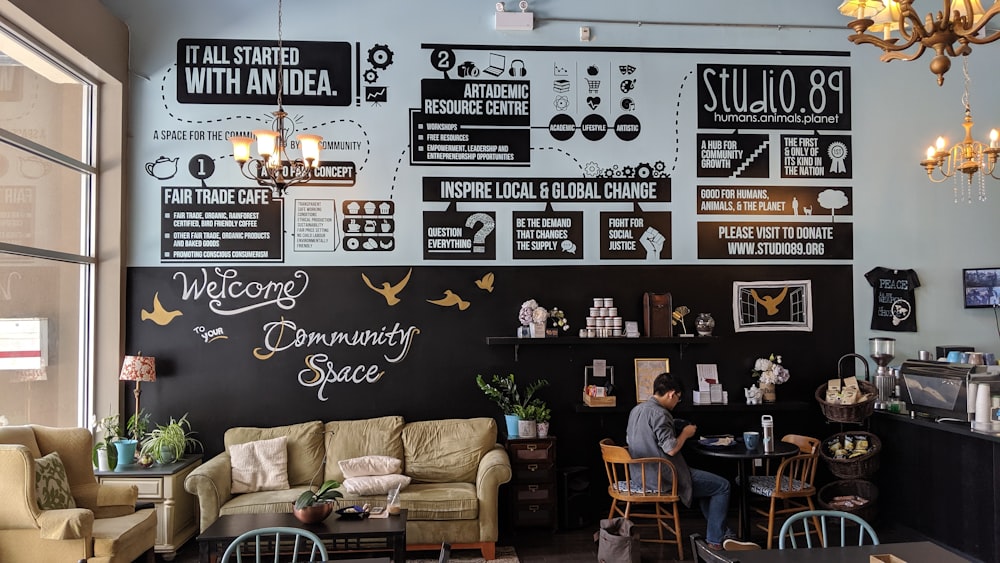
145, 156, 179, 180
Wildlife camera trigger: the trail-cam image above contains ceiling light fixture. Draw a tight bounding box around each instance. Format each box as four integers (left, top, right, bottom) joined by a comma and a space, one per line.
228, 0, 322, 195
840, 0, 1000, 86
919, 57, 999, 202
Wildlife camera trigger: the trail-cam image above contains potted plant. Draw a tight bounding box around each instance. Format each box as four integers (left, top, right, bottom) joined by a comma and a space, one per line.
513, 403, 538, 439
534, 403, 552, 438
140, 413, 203, 464
476, 374, 548, 439
92, 413, 121, 471
293, 479, 343, 523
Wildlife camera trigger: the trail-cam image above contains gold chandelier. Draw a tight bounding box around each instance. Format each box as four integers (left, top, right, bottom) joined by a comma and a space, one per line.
228, 0, 322, 195
918, 58, 999, 202
839, 0, 1000, 86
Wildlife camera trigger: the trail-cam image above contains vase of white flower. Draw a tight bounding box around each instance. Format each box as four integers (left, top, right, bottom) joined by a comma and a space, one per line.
751, 353, 789, 403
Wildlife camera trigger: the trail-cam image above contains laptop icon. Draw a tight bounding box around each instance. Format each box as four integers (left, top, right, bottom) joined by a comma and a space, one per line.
483, 53, 506, 76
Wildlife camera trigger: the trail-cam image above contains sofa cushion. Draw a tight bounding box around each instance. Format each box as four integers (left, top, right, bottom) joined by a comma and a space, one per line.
324, 416, 405, 483
342, 474, 411, 496
225, 420, 324, 486
402, 418, 496, 483
338, 455, 402, 478
35, 452, 76, 510
230, 436, 289, 493
399, 482, 479, 521
219, 487, 312, 516
91, 507, 157, 563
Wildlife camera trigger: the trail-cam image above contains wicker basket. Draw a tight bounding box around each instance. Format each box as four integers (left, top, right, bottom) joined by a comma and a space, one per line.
818, 479, 879, 523
815, 353, 877, 423
820, 431, 881, 480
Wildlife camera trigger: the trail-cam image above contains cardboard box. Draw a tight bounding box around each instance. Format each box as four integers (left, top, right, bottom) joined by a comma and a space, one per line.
870, 554, 907, 563
583, 391, 616, 407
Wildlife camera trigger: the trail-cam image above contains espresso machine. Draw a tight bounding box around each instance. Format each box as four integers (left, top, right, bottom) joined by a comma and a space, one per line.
869, 337, 895, 410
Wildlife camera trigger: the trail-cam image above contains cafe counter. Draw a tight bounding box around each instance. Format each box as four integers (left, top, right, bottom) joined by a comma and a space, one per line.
869, 410, 999, 563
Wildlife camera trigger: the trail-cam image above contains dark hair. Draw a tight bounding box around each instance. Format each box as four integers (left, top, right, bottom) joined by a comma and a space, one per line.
652, 372, 683, 397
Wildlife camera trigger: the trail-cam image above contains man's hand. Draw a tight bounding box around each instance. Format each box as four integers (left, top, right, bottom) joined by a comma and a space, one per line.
680, 423, 697, 440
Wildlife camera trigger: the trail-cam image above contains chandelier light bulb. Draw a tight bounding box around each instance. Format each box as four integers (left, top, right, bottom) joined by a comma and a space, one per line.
926, 145, 935, 160
990, 129, 999, 148
252, 129, 280, 160
229, 136, 253, 164
297, 134, 323, 166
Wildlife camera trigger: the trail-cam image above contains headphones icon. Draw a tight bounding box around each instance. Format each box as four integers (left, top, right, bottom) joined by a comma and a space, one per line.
508, 59, 526, 77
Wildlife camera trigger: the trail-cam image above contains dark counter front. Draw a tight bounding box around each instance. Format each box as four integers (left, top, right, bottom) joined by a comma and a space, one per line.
870, 411, 999, 563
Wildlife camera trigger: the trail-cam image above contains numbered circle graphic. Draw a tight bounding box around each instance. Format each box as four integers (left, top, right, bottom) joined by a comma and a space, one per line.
614, 114, 641, 141
430, 48, 456, 73
189, 154, 216, 180
548, 114, 576, 141
580, 114, 608, 141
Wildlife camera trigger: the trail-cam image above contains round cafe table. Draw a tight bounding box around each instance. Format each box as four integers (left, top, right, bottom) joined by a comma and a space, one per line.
690, 438, 798, 540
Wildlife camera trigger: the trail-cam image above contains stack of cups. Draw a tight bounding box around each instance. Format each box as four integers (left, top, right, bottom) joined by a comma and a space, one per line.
584, 297, 623, 337
974, 384, 992, 430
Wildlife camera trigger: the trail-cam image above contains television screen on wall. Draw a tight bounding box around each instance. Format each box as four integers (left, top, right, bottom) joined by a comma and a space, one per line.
963, 268, 1000, 308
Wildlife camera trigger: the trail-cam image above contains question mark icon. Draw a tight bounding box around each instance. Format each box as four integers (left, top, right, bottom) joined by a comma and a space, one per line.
465, 213, 495, 254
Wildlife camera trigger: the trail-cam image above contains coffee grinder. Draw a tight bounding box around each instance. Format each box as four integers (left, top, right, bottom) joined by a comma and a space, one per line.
869, 337, 896, 410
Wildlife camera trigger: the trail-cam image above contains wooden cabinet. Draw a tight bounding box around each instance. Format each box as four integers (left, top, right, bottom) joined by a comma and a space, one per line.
96, 455, 201, 560
506, 437, 557, 530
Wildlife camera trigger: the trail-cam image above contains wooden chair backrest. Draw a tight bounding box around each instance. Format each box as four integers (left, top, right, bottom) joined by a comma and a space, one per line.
771, 453, 818, 499
782, 434, 820, 455
599, 438, 679, 498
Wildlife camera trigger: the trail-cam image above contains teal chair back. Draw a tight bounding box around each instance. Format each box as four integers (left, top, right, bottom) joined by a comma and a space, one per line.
778, 509, 879, 549
221, 526, 328, 562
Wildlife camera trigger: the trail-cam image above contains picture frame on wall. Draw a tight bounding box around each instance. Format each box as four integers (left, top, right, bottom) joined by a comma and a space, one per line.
634, 358, 670, 402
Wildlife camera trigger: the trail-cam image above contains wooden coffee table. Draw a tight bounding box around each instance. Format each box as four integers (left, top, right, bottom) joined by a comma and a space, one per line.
197, 510, 407, 563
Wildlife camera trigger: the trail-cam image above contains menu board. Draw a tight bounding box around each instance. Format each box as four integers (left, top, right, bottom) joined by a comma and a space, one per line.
161, 186, 283, 261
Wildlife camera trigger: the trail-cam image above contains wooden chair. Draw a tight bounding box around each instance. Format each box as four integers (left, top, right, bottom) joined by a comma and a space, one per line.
746, 450, 821, 549
778, 509, 879, 549
754, 434, 820, 476
221, 527, 328, 562
599, 438, 684, 560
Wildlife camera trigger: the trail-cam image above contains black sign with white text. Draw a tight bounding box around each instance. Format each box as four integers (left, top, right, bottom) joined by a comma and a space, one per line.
697, 185, 853, 217
423, 210, 496, 260
600, 212, 672, 260
780, 134, 852, 178
512, 211, 583, 259
422, 177, 670, 204
698, 221, 852, 260
696, 133, 769, 178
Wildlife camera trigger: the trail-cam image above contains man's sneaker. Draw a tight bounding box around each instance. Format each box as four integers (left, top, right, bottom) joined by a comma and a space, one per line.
705, 541, 724, 551
723, 538, 761, 551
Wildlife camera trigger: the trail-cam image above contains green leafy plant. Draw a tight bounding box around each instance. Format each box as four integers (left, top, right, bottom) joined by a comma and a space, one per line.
476, 373, 548, 416
126, 409, 150, 443
294, 479, 344, 509
139, 413, 203, 463
533, 403, 551, 424
92, 412, 121, 469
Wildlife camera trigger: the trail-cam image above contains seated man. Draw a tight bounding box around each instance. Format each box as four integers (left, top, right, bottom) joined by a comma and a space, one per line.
626, 372, 756, 551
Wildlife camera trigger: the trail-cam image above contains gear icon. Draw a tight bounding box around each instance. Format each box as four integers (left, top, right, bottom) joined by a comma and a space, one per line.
363, 69, 379, 84
635, 163, 653, 178
367, 44, 394, 70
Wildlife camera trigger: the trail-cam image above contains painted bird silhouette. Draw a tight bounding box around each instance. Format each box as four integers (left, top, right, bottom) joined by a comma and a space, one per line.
750, 287, 789, 316
427, 290, 470, 310
140, 292, 183, 326
475, 272, 495, 292
361, 268, 412, 306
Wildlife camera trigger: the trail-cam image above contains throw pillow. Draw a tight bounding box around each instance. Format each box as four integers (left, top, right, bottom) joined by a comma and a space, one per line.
341, 474, 411, 496
230, 436, 290, 493
35, 452, 76, 510
338, 455, 403, 478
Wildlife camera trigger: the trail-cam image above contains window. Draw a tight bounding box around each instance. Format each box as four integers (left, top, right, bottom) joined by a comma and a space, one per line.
0, 21, 96, 428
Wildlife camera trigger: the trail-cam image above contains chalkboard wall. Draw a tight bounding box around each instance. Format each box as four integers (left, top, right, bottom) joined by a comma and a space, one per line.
125, 264, 855, 465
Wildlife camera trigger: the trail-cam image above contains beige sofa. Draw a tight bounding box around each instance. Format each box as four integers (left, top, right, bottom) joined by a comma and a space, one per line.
0, 425, 157, 563
184, 416, 511, 559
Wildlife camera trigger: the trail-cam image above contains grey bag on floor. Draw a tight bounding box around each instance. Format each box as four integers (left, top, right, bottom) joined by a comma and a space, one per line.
595, 517, 640, 563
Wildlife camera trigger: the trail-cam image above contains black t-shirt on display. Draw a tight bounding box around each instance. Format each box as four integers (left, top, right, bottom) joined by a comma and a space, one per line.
865, 267, 920, 332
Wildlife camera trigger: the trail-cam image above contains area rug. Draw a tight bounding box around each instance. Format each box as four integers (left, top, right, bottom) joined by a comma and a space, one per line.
407, 545, 518, 563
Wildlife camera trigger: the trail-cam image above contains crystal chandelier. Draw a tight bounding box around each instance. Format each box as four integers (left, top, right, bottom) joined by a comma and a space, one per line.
918, 58, 999, 202
839, 0, 1000, 86
228, 0, 322, 195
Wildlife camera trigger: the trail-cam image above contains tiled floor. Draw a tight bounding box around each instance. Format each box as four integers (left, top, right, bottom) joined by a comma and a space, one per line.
157, 500, 983, 563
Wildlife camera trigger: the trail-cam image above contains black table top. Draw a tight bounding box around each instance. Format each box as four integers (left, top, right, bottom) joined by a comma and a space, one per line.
198, 510, 407, 542
690, 438, 798, 460
722, 541, 973, 562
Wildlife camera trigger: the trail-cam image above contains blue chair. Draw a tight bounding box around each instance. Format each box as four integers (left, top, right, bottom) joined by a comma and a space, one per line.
438, 542, 451, 563
778, 509, 879, 549
221, 526, 328, 562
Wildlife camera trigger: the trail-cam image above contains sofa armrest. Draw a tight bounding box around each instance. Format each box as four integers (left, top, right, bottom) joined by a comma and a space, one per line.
184, 451, 233, 532
474, 444, 512, 542
73, 481, 139, 519
36, 508, 94, 540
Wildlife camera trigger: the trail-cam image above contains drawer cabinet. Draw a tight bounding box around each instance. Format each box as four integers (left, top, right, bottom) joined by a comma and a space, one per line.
506, 437, 556, 530
96, 455, 201, 560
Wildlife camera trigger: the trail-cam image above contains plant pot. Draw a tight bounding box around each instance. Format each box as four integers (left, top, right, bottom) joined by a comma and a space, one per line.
537, 421, 550, 438
293, 502, 334, 524
113, 440, 138, 469
518, 419, 537, 439
96, 447, 110, 472
159, 445, 178, 464
761, 382, 777, 403
504, 414, 520, 438
530, 321, 546, 338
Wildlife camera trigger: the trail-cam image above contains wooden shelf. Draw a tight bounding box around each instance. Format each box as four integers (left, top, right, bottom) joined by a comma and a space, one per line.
486, 335, 716, 361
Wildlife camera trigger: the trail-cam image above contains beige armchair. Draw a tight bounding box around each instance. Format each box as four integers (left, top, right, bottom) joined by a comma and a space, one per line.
0, 425, 156, 563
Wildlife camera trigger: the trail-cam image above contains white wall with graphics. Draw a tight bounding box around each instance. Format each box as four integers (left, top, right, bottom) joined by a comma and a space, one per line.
101, 0, 1000, 359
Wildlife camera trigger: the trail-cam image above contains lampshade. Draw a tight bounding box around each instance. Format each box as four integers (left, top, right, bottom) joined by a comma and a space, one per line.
838, 0, 885, 19
119, 355, 156, 382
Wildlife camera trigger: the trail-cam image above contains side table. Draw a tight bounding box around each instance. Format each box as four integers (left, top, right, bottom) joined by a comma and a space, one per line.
95, 455, 202, 560
506, 436, 557, 531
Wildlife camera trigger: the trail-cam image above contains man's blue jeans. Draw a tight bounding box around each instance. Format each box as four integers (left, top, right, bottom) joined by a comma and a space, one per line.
690, 468, 731, 544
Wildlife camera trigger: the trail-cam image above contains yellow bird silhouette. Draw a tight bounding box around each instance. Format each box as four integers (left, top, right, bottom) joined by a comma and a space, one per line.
475, 272, 495, 292
427, 290, 470, 310
361, 268, 412, 306
140, 292, 183, 326
750, 287, 789, 316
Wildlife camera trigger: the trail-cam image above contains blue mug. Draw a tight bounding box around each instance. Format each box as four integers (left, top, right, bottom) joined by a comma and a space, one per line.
743, 431, 760, 449
947, 351, 964, 363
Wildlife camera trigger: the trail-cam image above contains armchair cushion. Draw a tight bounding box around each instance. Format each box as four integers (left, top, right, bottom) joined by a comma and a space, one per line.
35, 452, 76, 510
230, 436, 289, 493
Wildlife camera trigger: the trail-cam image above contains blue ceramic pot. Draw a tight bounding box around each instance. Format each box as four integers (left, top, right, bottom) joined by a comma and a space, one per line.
114, 439, 138, 469
504, 414, 520, 438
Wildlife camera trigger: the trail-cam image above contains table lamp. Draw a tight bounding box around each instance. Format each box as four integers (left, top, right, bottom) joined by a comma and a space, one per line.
119, 354, 156, 420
